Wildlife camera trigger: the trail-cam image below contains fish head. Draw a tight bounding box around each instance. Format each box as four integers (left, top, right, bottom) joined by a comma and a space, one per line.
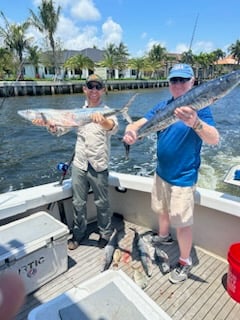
18, 109, 43, 122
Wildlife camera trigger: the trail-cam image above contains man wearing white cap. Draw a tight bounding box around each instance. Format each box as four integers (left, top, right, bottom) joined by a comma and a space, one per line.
123, 63, 219, 283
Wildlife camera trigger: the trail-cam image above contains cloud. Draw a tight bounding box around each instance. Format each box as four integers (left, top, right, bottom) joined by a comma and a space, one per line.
64, 26, 100, 50
70, 0, 101, 21
175, 43, 189, 54
174, 40, 216, 54
102, 17, 123, 47
54, 15, 123, 50
192, 41, 215, 53
56, 15, 99, 49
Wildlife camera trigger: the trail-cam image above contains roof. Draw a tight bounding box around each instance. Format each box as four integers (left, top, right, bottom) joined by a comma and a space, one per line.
40, 48, 105, 64
79, 48, 105, 63
216, 55, 238, 65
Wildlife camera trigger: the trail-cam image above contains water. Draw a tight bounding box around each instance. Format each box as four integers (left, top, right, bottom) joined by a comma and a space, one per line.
0, 87, 240, 196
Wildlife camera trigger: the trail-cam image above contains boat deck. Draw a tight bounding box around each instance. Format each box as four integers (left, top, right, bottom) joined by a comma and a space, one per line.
16, 216, 240, 320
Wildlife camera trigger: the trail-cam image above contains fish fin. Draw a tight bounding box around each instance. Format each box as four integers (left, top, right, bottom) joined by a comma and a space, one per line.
40, 112, 48, 125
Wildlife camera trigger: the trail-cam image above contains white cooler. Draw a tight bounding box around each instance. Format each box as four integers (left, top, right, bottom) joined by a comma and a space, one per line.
0, 211, 69, 294
28, 270, 172, 320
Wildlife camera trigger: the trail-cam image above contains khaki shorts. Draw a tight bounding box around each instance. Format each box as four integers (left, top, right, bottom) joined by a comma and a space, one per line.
151, 174, 195, 228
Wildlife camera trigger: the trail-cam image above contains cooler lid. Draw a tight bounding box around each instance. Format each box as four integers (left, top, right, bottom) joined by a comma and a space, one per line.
0, 211, 69, 261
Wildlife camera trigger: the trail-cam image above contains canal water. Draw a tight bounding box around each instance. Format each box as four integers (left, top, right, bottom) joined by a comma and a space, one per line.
0, 87, 240, 196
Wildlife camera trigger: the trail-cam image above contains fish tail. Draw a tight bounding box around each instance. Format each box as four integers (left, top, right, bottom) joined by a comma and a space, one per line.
119, 105, 133, 123
119, 93, 138, 123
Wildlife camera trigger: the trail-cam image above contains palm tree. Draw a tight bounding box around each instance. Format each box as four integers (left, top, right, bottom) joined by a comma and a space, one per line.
147, 44, 167, 78
0, 11, 32, 79
100, 44, 118, 79
195, 52, 214, 79
64, 55, 94, 79
212, 49, 225, 61
29, 0, 61, 74
114, 42, 129, 77
144, 58, 162, 79
148, 44, 167, 63
27, 45, 41, 77
0, 47, 13, 79
127, 57, 146, 79
229, 40, 240, 65
211, 49, 226, 76
181, 50, 195, 65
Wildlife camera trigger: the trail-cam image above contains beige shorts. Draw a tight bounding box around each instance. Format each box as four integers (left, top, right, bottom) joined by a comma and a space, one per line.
151, 173, 195, 228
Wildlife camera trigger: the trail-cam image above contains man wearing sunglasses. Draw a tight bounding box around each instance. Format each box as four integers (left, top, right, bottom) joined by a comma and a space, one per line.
123, 63, 219, 283
68, 74, 119, 250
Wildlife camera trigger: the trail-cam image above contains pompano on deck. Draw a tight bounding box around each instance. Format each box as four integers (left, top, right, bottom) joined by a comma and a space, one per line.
137, 69, 240, 138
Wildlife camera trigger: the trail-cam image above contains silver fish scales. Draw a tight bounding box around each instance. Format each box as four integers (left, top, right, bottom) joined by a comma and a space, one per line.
18, 93, 137, 136
130, 227, 153, 277
101, 229, 124, 272
137, 69, 240, 138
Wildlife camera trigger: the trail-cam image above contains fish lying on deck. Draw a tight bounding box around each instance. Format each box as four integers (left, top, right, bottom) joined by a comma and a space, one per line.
101, 229, 123, 272
18, 93, 137, 136
137, 69, 240, 138
130, 227, 153, 277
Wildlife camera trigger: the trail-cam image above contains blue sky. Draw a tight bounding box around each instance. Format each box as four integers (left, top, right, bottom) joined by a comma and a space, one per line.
0, 0, 239, 57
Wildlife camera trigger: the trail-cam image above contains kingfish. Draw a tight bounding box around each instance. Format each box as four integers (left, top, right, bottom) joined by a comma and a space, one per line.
18, 94, 137, 136
137, 69, 240, 138
130, 227, 153, 277
101, 229, 122, 272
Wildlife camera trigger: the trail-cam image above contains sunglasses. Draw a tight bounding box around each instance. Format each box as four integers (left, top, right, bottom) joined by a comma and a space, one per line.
170, 77, 191, 84
86, 82, 103, 90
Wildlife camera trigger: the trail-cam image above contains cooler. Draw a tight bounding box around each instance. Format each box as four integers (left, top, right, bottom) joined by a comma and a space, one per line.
28, 269, 172, 320
0, 211, 69, 294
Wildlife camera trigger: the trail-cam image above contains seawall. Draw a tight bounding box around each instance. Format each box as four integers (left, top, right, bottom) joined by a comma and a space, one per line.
0, 80, 169, 97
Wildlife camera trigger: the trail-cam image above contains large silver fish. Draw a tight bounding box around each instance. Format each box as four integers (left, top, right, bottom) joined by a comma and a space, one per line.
101, 229, 123, 272
137, 69, 240, 138
130, 227, 152, 277
18, 94, 137, 136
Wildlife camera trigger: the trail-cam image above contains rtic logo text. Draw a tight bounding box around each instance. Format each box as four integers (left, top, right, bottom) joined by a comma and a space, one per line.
18, 256, 45, 276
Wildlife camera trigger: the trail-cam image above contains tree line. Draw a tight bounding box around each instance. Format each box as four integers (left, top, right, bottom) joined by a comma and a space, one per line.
0, 0, 240, 80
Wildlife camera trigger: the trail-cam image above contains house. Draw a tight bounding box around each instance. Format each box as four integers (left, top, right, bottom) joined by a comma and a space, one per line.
23, 48, 182, 80
215, 55, 238, 73
23, 48, 106, 80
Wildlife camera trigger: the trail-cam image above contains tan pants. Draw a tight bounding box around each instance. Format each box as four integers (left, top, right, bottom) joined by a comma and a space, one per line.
151, 174, 195, 228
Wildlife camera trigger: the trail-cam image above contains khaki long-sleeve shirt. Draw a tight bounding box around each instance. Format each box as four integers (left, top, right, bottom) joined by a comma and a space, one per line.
73, 105, 118, 172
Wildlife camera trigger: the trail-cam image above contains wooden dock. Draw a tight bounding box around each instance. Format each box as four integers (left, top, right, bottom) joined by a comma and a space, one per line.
16, 218, 240, 320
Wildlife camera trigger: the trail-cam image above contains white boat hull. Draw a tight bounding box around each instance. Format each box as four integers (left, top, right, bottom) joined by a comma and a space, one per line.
1, 171, 239, 260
